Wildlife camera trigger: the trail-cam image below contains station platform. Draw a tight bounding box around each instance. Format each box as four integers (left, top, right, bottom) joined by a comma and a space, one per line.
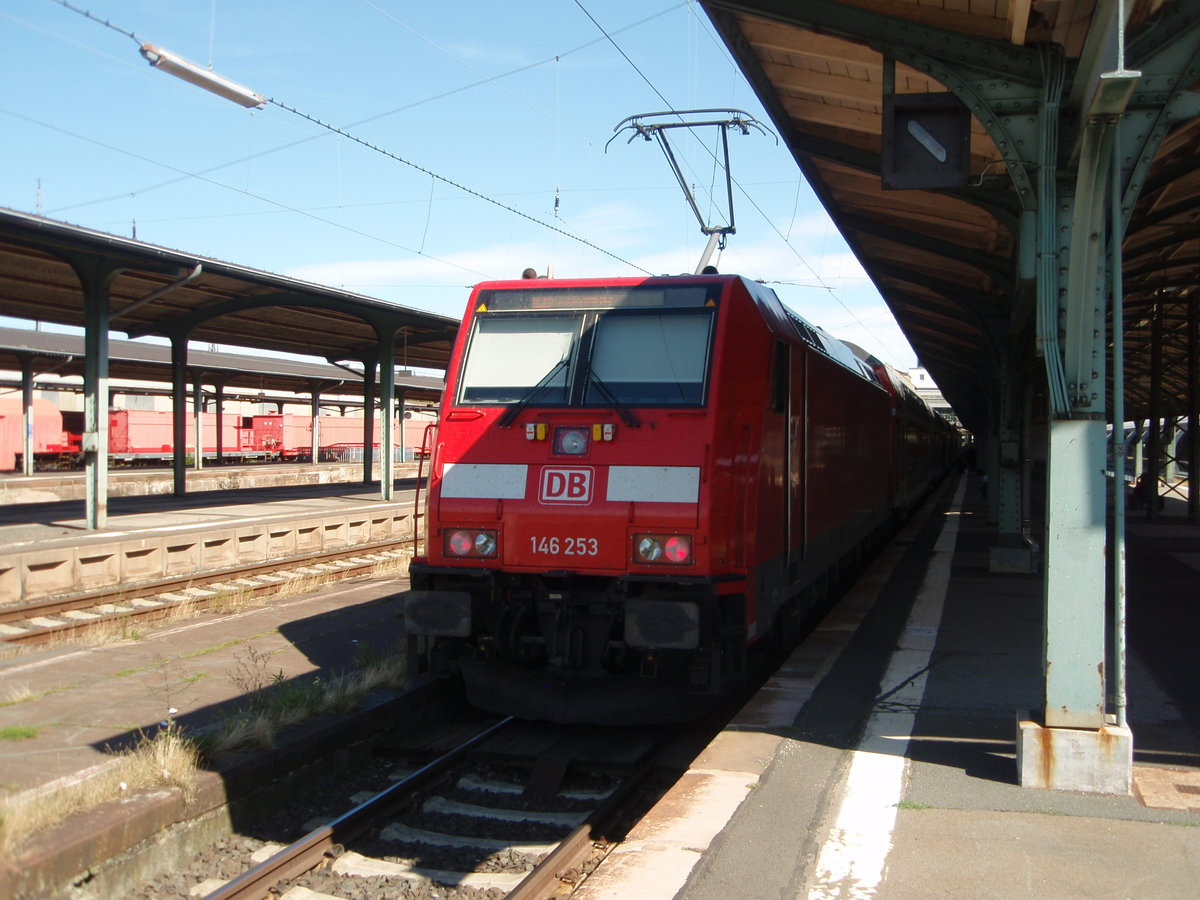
1, 471, 1198, 898
0, 466, 422, 612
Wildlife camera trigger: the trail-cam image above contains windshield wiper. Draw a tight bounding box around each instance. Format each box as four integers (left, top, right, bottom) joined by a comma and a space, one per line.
587, 369, 640, 427
497, 357, 569, 427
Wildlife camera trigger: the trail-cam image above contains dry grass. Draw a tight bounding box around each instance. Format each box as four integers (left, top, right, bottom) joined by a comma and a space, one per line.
202, 651, 407, 760
0, 552, 412, 854
0, 723, 199, 861
0, 683, 39, 707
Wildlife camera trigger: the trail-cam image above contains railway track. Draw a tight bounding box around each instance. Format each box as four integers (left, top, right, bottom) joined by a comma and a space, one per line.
0, 538, 416, 646
132, 715, 682, 900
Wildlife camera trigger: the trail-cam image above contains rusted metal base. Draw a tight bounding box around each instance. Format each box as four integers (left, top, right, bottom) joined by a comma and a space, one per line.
1017, 713, 1133, 794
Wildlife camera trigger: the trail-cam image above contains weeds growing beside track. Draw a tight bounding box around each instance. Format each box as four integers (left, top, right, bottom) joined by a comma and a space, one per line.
0, 550, 414, 861
0, 726, 40, 741
0, 722, 199, 860
0, 644, 409, 862
199, 644, 407, 758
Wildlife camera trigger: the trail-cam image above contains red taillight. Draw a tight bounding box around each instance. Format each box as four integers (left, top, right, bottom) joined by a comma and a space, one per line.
634, 533, 692, 565
664, 535, 691, 563
445, 529, 498, 558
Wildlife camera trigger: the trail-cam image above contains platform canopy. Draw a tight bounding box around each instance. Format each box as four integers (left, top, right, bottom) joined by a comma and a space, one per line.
702, 0, 1200, 435
0, 327, 443, 406
0, 207, 457, 374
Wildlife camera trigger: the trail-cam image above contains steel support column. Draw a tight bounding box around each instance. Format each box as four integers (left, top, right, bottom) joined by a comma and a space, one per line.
397, 390, 408, 463
1019, 10, 1137, 790
1042, 162, 1109, 732
192, 374, 204, 472
1147, 305, 1163, 521
379, 334, 397, 502
19, 356, 34, 477
1190, 300, 1198, 524
212, 377, 229, 464
171, 336, 188, 496
82, 276, 112, 529
359, 351, 378, 486
310, 388, 322, 466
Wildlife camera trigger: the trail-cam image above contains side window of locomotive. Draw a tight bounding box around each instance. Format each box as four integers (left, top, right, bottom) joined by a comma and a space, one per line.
771, 340, 789, 414
458, 315, 579, 404
585, 310, 712, 405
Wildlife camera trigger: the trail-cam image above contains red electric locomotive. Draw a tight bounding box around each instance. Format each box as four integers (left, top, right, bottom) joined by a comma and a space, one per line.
406, 273, 914, 723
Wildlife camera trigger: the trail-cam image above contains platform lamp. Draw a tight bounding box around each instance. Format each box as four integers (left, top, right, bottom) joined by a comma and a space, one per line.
138, 42, 265, 109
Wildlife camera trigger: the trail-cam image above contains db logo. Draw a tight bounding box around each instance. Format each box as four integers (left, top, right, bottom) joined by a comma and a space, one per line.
539, 467, 593, 504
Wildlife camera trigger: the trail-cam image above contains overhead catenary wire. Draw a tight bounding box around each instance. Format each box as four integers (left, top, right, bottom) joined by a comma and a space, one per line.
265, 97, 651, 276
43, 0, 655, 277
1, 105, 492, 281
44, 6, 683, 217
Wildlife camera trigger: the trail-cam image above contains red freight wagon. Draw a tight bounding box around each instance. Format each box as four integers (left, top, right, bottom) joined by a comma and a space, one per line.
253, 414, 431, 460
108, 410, 248, 463
0, 397, 74, 470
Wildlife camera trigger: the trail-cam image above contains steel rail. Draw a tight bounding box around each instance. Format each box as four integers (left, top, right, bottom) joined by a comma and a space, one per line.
507, 729, 681, 899
203, 716, 514, 900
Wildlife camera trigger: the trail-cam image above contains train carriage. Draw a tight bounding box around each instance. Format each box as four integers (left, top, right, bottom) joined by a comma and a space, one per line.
406, 273, 920, 723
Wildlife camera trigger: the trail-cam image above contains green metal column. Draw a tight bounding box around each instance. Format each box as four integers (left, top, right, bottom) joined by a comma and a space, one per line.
1147, 306, 1163, 522
171, 336, 188, 496
379, 333, 396, 502
1190, 300, 1198, 524
83, 276, 111, 530
213, 378, 228, 465
1039, 62, 1131, 730
360, 351, 378, 486
310, 386, 322, 466
192, 374, 204, 472
19, 356, 34, 477
996, 356, 1023, 536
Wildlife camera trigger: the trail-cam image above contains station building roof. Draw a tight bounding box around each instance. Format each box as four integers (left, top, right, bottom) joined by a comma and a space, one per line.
0, 207, 458, 378
702, 1, 1200, 435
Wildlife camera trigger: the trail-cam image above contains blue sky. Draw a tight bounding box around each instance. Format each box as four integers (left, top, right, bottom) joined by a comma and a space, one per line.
1, 0, 918, 369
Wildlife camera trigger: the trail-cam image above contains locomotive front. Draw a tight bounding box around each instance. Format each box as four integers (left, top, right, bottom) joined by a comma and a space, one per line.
406, 276, 736, 722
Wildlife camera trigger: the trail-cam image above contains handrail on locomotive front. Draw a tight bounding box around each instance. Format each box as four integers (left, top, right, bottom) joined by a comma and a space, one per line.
412, 421, 437, 556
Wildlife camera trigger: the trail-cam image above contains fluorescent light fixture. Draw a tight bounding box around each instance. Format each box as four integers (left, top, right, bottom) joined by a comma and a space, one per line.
139, 42, 265, 109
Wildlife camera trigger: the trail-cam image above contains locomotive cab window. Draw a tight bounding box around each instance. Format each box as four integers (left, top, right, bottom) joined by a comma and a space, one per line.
585, 310, 712, 406
458, 315, 580, 404
457, 285, 718, 410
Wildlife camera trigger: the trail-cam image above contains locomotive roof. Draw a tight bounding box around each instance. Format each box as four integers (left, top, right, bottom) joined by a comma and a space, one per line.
473, 272, 883, 388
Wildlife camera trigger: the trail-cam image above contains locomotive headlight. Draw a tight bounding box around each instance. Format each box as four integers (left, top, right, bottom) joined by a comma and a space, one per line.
636, 536, 663, 562
446, 528, 498, 558
473, 531, 497, 556
634, 533, 692, 565
553, 426, 590, 455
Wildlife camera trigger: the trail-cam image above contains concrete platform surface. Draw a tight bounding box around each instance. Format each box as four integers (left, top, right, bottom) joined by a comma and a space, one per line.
583, 474, 1200, 899
0, 475, 422, 609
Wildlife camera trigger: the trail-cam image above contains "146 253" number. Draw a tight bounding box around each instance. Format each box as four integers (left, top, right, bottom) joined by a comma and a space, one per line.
529, 536, 599, 556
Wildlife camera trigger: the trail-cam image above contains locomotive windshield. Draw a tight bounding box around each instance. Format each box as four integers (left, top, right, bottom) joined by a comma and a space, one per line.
457, 285, 716, 409
585, 310, 710, 405
458, 315, 579, 404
